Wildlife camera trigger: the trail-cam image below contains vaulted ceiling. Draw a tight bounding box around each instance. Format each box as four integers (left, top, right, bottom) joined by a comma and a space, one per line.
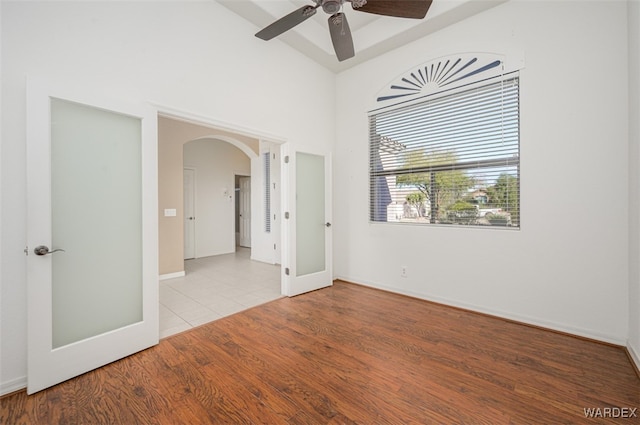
216, 0, 508, 73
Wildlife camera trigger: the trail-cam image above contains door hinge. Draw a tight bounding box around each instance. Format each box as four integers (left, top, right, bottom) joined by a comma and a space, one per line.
284, 155, 289, 164
274, 243, 276, 250
285, 268, 290, 276
284, 212, 289, 219
24, 246, 29, 256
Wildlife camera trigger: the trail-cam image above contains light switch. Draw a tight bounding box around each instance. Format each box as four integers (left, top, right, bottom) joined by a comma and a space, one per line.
164, 208, 177, 217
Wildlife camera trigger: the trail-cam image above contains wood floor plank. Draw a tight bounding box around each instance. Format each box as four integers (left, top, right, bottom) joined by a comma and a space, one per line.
217, 314, 419, 424
2, 281, 638, 424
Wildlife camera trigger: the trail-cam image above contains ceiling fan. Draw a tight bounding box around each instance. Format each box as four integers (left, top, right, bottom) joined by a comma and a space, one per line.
255, 0, 433, 62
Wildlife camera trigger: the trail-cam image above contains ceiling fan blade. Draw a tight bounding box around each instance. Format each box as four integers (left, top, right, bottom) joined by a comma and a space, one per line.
351, 0, 433, 19
328, 13, 355, 62
255, 5, 318, 41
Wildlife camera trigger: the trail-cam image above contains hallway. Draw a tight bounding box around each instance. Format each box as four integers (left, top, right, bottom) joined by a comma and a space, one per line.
159, 248, 281, 338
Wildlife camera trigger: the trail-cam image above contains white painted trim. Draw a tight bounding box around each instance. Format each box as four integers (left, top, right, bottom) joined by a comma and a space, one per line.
335, 275, 628, 346
250, 253, 277, 265
0, 376, 27, 397
159, 271, 186, 281
627, 341, 640, 372
154, 104, 286, 145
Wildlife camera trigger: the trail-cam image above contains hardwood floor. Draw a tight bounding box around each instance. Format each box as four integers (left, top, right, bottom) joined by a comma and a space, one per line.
2, 281, 639, 424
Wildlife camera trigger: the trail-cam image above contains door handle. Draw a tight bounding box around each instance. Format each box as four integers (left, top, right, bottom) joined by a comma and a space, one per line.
325, 222, 332, 227
34, 245, 66, 256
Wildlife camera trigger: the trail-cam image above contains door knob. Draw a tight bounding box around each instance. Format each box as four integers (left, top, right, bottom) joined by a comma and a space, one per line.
34, 245, 66, 256
325, 222, 332, 227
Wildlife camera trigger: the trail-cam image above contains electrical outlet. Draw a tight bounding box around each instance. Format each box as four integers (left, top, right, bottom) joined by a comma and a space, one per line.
401, 266, 407, 278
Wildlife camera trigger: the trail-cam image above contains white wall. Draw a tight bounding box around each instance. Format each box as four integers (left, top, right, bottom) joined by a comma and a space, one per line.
628, 0, 640, 368
0, 1, 335, 394
184, 139, 250, 258
334, 0, 630, 344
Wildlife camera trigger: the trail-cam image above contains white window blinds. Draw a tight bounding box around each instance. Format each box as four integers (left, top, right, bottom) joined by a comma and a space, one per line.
369, 75, 520, 228
264, 152, 271, 233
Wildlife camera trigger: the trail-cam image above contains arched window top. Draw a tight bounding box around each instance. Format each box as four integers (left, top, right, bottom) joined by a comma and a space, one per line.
374, 52, 523, 109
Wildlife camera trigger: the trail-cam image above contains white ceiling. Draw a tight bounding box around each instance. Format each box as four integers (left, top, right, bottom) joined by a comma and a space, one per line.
216, 0, 509, 73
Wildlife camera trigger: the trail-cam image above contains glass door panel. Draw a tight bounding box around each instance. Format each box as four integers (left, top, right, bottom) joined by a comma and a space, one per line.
295, 152, 326, 276
51, 98, 143, 348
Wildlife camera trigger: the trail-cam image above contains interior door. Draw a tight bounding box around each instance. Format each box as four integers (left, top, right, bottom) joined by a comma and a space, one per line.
26, 79, 158, 394
184, 168, 196, 259
282, 147, 332, 296
239, 176, 251, 248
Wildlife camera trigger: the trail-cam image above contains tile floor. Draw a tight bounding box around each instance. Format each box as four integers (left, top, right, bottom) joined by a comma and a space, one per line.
159, 248, 282, 338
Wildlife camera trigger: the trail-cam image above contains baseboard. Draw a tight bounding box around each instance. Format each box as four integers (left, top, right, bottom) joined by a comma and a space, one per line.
0, 376, 27, 397
250, 254, 276, 265
626, 342, 640, 378
159, 271, 185, 281
334, 276, 627, 347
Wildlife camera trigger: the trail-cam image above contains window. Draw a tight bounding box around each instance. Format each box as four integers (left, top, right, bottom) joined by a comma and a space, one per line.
369, 75, 520, 228
264, 152, 271, 233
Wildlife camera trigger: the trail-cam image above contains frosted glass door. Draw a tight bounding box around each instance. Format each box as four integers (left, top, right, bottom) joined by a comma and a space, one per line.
27, 80, 158, 395
296, 152, 326, 276
282, 147, 332, 297
51, 98, 143, 348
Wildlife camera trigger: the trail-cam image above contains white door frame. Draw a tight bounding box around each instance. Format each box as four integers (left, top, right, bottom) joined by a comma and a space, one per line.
157, 107, 285, 269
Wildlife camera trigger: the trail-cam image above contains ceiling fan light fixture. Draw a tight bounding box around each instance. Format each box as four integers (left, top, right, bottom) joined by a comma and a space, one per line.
321, 0, 342, 15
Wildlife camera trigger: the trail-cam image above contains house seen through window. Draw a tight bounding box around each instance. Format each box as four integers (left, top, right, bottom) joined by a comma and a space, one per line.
369, 58, 520, 229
